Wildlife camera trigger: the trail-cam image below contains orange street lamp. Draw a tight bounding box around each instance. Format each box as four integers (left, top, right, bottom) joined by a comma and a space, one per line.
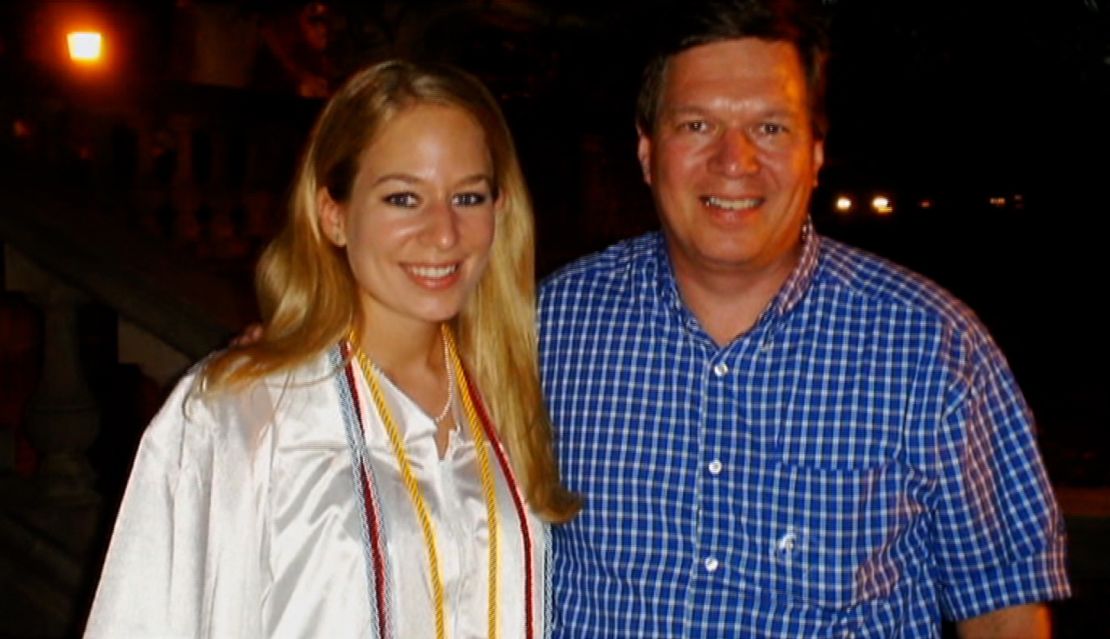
67, 31, 103, 64
871, 195, 894, 215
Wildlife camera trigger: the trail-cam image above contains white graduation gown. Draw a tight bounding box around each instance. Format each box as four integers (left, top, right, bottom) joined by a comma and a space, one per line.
84, 351, 546, 638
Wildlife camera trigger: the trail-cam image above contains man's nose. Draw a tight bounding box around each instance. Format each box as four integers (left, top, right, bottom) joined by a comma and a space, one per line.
709, 129, 759, 177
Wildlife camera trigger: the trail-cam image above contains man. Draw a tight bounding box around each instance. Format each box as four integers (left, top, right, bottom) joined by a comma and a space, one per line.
538, 1, 1070, 636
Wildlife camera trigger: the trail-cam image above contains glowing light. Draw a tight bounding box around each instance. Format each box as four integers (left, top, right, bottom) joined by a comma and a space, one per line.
834, 196, 853, 213
919, 199, 934, 209
871, 195, 893, 215
67, 32, 103, 63
12, 119, 32, 139
988, 196, 1007, 208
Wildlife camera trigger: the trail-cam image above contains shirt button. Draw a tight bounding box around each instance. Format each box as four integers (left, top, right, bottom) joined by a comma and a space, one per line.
707, 460, 723, 475
704, 557, 719, 572
712, 362, 729, 377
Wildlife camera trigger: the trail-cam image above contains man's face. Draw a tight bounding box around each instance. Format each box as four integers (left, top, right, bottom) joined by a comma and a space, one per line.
638, 38, 824, 283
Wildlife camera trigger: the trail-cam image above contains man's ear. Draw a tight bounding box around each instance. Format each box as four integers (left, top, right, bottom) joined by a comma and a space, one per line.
317, 187, 346, 247
636, 125, 653, 186
812, 138, 825, 186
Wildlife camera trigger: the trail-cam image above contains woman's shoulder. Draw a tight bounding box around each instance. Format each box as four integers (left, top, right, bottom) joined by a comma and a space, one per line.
144, 349, 343, 459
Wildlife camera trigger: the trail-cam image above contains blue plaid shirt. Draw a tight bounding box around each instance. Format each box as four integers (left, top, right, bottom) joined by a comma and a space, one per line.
538, 228, 1069, 638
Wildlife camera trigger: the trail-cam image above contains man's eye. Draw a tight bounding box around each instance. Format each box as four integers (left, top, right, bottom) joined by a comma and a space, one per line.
756, 122, 788, 136
384, 192, 419, 207
453, 192, 489, 207
679, 120, 710, 133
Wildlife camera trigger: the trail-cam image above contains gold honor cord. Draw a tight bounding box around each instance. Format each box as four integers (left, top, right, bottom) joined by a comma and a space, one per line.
351, 325, 500, 639
443, 325, 499, 639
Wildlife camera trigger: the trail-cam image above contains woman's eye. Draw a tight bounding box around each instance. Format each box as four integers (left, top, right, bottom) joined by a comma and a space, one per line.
453, 192, 489, 207
384, 192, 419, 207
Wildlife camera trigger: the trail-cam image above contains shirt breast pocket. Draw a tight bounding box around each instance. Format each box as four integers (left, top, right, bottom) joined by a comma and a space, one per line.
762, 462, 906, 611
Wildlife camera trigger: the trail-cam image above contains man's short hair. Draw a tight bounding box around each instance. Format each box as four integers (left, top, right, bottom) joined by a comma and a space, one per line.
635, 0, 830, 139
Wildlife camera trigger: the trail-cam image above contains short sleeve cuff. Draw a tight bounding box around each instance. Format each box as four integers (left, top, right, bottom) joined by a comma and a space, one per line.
940, 534, 1071, 620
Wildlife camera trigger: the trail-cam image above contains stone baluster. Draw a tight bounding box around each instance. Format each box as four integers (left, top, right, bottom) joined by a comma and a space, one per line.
0, 291, 42, 474
7, 250, 100, 503
202, 127, 248, 260
243, 189, 277, 247
131, 116, 169, 237
25, 287, 101, 503
169, 113, 202, 247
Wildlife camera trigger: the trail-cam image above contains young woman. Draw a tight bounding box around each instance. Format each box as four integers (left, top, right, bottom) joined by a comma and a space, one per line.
85, 60, 579, 639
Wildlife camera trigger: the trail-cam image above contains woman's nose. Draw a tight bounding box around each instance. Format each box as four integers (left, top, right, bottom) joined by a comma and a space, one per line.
422, 199, 459, 249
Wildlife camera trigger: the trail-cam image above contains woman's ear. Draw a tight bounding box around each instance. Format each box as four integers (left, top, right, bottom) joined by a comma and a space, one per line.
493, 188, 507, 218
317, 187, 347, 247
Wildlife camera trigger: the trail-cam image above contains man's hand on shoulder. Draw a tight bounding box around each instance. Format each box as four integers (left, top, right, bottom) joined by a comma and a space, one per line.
230, 323, 264, 348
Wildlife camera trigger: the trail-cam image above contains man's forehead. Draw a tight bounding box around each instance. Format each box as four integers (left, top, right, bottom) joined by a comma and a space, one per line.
660, 39, 809, 104
666, 38, 805, 80
658, 102, 804, 120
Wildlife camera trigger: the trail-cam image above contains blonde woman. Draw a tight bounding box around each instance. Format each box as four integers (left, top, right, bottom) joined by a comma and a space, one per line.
85, 60, 579, 639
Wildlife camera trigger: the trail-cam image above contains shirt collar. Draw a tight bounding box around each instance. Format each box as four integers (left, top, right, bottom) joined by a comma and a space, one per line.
653, 218, 822, 327
769, 217, 821, 321
651, 232, 687, 317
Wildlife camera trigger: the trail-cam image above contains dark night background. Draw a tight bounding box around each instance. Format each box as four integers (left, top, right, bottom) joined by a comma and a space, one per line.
0, 1, 1108, 636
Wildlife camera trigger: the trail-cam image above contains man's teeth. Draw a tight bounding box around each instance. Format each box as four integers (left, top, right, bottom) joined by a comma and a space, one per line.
703, 196, 761, 210
410, 265, 457, 278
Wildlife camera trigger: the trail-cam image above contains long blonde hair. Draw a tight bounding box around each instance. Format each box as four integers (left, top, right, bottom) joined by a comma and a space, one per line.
203, 60, 579, 522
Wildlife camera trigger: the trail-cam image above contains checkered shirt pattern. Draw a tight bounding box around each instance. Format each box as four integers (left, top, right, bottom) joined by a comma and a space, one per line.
538, 228, 1070, 638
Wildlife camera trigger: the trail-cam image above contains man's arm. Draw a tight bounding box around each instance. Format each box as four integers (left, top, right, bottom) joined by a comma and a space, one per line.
956, 602, 1051, 639
930, 321, 1070, 626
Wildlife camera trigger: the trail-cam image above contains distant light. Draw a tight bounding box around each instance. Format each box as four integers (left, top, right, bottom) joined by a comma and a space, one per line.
67, 32, 103, 63
871, 195, 893, 215
12, 119, 32, 139
919, 199, 934, 209
834, 195, 853, 213
988, 196, 1007, 208
1012, 193, 1025, 209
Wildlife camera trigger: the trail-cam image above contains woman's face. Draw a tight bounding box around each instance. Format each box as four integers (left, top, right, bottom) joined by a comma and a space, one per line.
321, 103, 498, 332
